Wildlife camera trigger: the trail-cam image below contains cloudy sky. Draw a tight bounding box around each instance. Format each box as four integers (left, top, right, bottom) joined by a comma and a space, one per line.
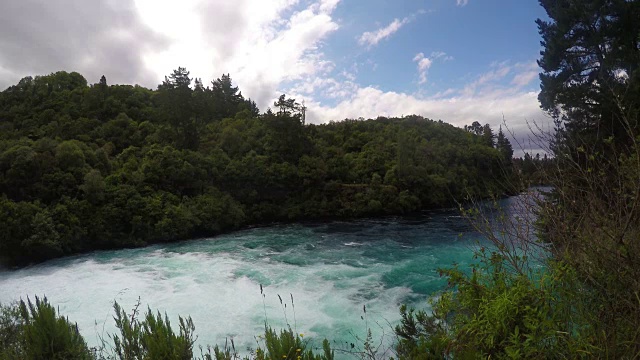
0, 0, 551, 150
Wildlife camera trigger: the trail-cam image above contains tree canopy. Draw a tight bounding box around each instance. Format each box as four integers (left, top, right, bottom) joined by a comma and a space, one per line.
537, 0, 640, 147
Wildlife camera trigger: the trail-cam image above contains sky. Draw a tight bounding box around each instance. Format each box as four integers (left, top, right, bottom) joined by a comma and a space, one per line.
0, 0, 552, 152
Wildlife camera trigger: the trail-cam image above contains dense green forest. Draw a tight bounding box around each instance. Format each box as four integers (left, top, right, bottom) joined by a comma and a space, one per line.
0, 68, 518, 266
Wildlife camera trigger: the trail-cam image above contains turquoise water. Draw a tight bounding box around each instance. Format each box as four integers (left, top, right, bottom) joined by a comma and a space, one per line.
0, 197, 533, 356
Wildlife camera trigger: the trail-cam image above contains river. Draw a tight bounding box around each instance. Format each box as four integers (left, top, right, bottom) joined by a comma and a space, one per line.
0, 195, 533, 356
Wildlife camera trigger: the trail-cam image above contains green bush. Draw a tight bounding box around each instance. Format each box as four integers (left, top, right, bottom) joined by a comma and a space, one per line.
18, 296, 92, 360
111, 300, 195, 360
394, 253, 599, 359
0, 303, 24, 359
201, 327, 333, 360
2, 295, 338, 360
258, 327, 333, 360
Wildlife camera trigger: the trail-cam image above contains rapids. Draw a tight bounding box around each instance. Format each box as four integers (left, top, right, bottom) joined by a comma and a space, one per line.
0, 195, 533, 355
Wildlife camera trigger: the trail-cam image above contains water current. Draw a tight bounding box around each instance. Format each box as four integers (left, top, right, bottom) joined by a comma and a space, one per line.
0, 196, 530, 355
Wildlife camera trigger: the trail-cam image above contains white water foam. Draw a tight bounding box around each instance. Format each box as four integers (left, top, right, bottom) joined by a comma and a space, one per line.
0, 245, 414, 355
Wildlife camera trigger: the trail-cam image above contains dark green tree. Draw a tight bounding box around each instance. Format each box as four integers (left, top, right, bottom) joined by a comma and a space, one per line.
211, 74, 243, 119
465, 121, 483, 136
536, 5, 640, 355
241, 99, 260, 117
156, 67, 199, 149
481, 124, 495, 147
98, 75, 107, 89
537, 0, 640, 150
274, 94, 302, 119
161, 67, 192, 89
495, 126, 513, 165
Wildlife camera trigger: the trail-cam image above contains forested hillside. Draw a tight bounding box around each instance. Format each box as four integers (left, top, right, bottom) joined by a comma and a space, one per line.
0, 70, 514, 266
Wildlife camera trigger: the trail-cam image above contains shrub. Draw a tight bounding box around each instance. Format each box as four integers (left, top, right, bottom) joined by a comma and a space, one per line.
18, 296, 92, 360
257, 327, 333, 360
110, 300, 195, 360
0, 303, 24, 359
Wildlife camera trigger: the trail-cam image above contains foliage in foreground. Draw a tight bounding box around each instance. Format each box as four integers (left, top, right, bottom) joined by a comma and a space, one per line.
0, 298, 335, 360
394, 252, 607, 359
110, 300, 196, 360
0, 296, 92, 360
395, 124, 640, 358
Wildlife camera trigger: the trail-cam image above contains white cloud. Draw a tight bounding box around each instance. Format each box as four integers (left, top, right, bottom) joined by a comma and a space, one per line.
510, 62, 539, 87
412, 51, 451, 85
316, 0, 341, 13
289, 76, 359, 101
341, 70, 356, 82
135, 0, 340, 108
456, 0, 469, 7
0, 0, 168, 89
358, 17, 410, 48
462, 66, 511, 96
430, 51, 454, 61
511, 71, 538, 87
461, 61, 539, 97
413, 53, 433, 84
